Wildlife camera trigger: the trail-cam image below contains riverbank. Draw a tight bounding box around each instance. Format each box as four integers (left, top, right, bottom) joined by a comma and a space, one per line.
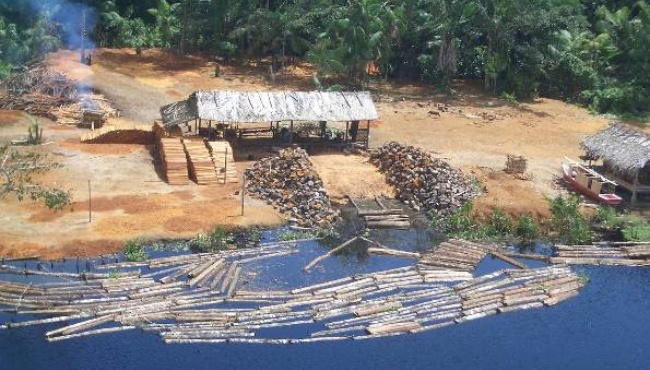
0, 49, 622, 258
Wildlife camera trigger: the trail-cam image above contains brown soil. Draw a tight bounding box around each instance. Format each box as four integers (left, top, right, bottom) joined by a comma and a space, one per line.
0, 48, 615, 259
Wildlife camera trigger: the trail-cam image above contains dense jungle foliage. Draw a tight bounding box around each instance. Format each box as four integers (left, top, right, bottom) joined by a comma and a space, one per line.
0, 0, 649, 116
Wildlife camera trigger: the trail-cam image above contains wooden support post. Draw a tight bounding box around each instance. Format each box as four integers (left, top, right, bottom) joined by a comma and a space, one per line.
88, 180, 92, 223
290, 121, 294, 144
345, 121, 349, 142
224, 147, 228, 185
366, 120, 370, 148
632, 170, 639, 205
240, 175, 246, 216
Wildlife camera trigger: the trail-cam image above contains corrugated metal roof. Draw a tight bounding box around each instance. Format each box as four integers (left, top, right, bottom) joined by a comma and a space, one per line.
160, 90, 378, 126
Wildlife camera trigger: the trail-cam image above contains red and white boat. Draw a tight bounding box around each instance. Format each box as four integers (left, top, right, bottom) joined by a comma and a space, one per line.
562, 159, 623, 206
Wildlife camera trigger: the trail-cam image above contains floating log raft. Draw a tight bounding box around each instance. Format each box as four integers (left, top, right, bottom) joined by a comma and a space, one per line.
0, 239, 589, 345
551, 243, 650, 266
419, 239, 495, 272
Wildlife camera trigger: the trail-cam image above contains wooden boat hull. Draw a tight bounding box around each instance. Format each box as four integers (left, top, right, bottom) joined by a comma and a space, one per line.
562, 163, 623, 206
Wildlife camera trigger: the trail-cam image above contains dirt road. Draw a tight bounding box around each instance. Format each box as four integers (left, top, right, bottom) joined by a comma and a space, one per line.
0, 49, 612, 258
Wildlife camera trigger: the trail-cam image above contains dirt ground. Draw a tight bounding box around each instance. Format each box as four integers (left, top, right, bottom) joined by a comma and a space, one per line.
0, 48, 617, 258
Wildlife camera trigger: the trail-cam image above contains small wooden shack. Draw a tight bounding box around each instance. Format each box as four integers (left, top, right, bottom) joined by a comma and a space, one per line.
159, 90, 378, 149
581, 123, 650, 204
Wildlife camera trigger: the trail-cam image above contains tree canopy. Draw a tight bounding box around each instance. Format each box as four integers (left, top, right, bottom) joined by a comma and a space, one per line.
0, 0, 648, 116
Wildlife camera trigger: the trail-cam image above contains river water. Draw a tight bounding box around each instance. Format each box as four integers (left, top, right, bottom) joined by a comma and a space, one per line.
1, 231, 649, 370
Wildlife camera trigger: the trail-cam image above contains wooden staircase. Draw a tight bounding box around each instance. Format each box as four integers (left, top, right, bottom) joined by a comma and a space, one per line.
208, 141, 238, 183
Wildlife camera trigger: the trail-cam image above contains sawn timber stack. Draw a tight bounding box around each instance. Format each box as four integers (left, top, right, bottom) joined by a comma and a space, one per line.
184, 139, 219, 185
159, 138, 189, 185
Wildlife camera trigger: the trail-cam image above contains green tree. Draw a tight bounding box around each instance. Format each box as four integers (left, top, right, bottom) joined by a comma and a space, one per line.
0, 145, 73, 211
147, 0, 181, 49
308, 0, 404, 85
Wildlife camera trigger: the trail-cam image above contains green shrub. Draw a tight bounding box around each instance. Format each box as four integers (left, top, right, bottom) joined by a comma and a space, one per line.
547, 196, 592, 245
124, 238, 148, 262
277, 230, 317, 241
190, 226, 235, 252
485, 208, 512, 237
516, 214, 539, 242
620, 214, 650, 242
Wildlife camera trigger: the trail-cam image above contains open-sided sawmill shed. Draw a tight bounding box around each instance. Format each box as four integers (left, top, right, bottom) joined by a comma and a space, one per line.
154, 90, 378, 185
159, 90, 378, 148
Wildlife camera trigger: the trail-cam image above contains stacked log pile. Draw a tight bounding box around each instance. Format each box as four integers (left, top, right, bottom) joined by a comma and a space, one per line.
550, 243, 650, 266
158, 138, 189, 185
208, 141, 238, 184
0, 62, 117, 125
184, 139, 219, 185
369, 142, 476, 217
245, 146, 340, 228
0, 238, 589, 344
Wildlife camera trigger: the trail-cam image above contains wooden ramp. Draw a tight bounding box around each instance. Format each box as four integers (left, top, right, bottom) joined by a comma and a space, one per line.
208, 141, 239, 183
159, 138, 188, 185
80, 123, 153, 143
184, 139, 220, 185
348, 195, 409, 229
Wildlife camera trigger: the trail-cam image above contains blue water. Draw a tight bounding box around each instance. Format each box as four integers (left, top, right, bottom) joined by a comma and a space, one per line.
1, 238, 650, 370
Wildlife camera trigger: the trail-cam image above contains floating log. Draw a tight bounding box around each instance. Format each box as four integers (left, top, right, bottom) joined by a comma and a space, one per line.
4, 313, 91, 329
410, 320, 455, 333
497, 301, 544, 314
489, 251, 527, 269
503, 293, 548, 306
367, 247, 420, 259
226, 266, 242, 298
543, 289, 580, 306
46, 314, 116, 338
354, 302, 402, 317
46, 325, 136, 342
501, 252, 550, 262
303, 237, 359, 271
549, 257, 650, 266
366, 321, 421, 335
189, 259, 224, 287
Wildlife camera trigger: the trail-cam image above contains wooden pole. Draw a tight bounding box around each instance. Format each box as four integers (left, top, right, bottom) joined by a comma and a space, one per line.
240, 175, 246, 216
88, 180, 92, 223
632, 169, 639, 205
303, 236, 359, 271
366, 120, 370, 148
224, 147, 228, 185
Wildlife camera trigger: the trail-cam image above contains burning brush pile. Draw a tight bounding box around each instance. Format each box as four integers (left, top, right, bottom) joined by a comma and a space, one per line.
245, 146, 340, 228
370, 142, 477, 218
0, 62, 118, 126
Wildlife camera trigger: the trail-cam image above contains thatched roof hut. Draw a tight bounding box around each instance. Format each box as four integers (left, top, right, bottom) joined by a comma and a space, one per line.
160, 90, 378, 127
581, 123, 650, 204
581, 123, 650, 173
